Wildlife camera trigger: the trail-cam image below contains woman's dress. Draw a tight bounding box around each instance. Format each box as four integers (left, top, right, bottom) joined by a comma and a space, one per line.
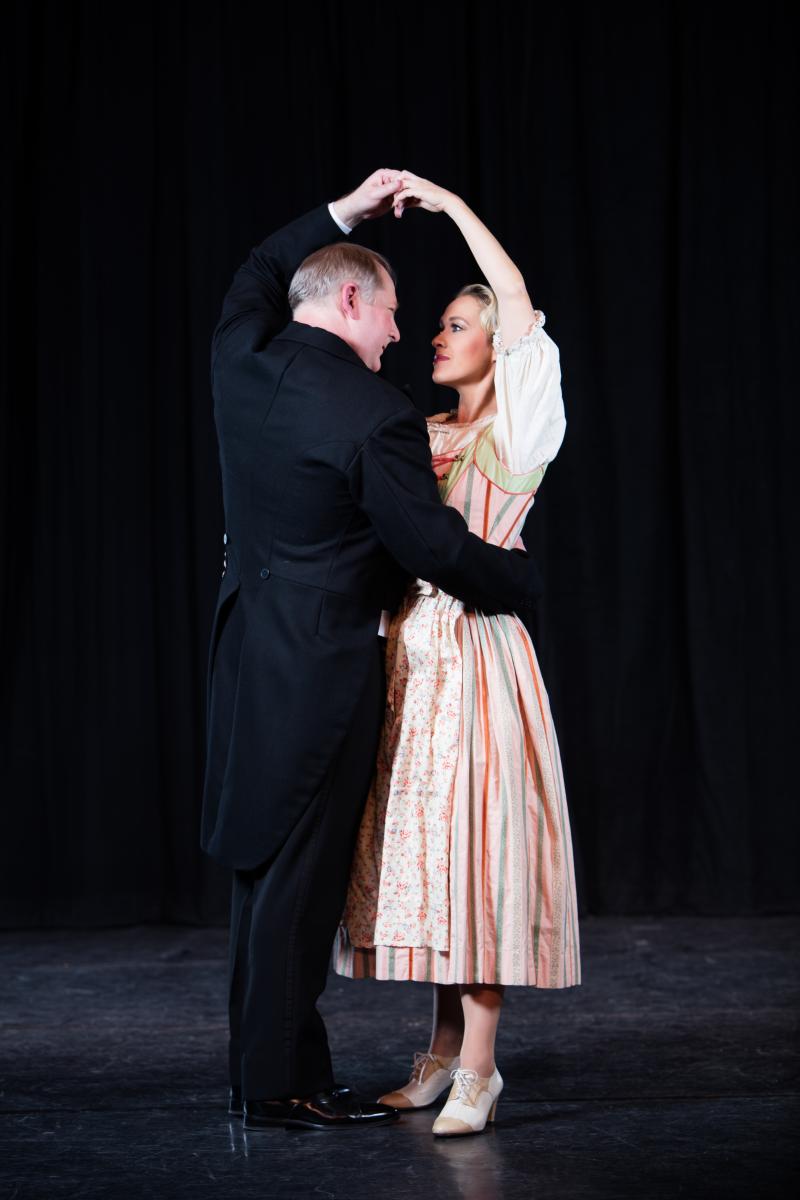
333, 312, 581, 988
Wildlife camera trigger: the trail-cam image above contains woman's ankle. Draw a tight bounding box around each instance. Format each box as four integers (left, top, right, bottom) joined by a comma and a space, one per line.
428, 1044, 461, 1062
457, 1057, 496, 1078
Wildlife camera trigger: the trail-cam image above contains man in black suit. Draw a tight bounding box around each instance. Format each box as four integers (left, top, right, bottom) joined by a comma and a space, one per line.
201, 169, 543, 1131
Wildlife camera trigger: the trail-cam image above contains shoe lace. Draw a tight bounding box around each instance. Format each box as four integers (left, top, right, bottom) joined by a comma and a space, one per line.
450, 1067, 480, 1105
409, 1051, 438, 1085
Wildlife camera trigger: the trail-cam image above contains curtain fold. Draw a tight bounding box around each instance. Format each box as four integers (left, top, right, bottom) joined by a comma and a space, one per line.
1, 1, 796, 925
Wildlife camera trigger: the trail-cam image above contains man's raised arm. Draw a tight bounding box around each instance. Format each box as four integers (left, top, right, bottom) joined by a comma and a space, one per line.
212, 205, 340, 360
212, 170, 402, 360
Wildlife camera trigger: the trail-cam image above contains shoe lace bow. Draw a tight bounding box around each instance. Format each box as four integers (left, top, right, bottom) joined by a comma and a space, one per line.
450, 1067, 480, 1105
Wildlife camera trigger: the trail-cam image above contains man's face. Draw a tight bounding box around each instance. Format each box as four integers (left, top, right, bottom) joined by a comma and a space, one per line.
352, 267, 400, 372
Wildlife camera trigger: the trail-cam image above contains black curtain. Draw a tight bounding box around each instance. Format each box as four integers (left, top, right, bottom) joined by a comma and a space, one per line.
1, 1, 797, 926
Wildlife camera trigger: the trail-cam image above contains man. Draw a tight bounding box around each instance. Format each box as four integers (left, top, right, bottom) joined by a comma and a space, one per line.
201, 169, 543, 1131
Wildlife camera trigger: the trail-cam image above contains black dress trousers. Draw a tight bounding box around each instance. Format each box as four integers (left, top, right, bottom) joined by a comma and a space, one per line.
227, 640, 385, 1100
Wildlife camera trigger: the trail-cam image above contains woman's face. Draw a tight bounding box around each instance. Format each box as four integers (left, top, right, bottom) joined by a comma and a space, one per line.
431, 295, 494, 388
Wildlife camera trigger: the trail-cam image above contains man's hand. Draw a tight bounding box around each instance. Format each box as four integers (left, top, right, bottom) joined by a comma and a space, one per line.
331, 169, 403, 230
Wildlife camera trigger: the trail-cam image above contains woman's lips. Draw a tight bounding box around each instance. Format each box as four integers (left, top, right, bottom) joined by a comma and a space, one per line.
433, 355, 450, 362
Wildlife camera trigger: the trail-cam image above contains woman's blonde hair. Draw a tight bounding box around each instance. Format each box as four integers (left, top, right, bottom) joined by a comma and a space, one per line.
454, 283, 498, 337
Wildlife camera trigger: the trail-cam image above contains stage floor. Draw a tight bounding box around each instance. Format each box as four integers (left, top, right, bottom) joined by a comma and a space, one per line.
1, 917, 797, 1198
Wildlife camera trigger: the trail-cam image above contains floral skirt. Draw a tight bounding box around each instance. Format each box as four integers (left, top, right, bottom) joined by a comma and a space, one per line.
333, 586, 581, 987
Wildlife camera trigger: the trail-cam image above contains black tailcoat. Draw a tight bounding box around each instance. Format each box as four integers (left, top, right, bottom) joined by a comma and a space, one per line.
201, 204, 541, 871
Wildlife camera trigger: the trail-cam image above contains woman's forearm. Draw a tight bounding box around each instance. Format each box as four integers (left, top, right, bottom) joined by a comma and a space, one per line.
443, 195, 528, 301
393, 172, 537, 339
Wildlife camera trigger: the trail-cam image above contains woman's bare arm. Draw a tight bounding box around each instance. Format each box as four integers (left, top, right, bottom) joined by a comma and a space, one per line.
393, 171, 537, 347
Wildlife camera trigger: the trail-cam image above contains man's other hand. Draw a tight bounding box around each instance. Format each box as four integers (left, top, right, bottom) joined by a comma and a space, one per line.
331, 169, 403, 230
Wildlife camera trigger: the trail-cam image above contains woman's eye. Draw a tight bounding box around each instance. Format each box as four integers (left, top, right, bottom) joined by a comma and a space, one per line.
451, 324, 462, 332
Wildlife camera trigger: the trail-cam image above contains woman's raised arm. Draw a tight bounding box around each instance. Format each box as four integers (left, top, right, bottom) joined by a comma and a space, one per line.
393, 171, 537, 347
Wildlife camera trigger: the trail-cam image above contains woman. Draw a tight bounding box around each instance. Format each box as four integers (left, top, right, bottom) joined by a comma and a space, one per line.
333, 172, 581, 1137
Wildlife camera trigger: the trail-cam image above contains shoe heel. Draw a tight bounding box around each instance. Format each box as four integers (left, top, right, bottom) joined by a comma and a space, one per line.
488, 1098, 499, 1123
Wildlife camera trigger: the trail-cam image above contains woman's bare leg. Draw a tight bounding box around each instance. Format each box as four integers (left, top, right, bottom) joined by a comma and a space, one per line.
428, 984, 464, 1058
458, 985, 504, 1076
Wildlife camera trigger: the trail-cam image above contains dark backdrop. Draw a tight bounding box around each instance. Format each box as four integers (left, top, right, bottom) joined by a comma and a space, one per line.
1, 1, 797, 926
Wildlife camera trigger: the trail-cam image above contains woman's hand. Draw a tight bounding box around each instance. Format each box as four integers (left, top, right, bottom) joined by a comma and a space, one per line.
392, 172, 457, 218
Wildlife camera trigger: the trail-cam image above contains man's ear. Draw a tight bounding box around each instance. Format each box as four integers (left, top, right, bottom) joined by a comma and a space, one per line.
340, 282, 360, 319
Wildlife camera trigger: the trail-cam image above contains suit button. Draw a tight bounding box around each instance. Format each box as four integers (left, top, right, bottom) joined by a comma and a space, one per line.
260, 567, 270, 579
223, 533, 228, 545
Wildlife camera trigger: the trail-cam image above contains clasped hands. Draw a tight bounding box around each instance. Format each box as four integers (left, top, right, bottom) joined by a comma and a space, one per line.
332, 168, 454, 229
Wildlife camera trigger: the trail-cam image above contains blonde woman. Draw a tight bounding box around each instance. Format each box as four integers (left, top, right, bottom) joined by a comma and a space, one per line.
333, 172, 581, 1137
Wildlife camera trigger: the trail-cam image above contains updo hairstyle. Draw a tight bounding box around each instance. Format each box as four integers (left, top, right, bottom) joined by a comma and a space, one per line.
454, 283, 499, 338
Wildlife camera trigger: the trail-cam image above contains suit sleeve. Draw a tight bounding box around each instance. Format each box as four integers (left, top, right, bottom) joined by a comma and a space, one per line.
347, 402, 542, 615
212, 204, 343, 362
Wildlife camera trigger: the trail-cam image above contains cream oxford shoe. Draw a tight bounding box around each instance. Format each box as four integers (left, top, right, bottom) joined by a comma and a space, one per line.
431, 1066, 503, 1136
379, 1051, 460, 1109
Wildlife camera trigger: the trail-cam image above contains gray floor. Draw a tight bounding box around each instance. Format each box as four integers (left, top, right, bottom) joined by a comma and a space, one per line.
1, 917, 797, 1198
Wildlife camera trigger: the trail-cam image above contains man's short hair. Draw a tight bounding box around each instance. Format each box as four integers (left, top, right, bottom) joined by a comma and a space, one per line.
288, 243, 396, 313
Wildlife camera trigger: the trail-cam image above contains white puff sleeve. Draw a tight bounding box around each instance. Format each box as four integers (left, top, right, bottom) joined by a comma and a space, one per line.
491, 311, 566, 474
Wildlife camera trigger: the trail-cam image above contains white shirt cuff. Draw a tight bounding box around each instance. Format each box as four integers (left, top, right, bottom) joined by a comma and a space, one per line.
328, 202, 353, 235
378, 609, 390, 638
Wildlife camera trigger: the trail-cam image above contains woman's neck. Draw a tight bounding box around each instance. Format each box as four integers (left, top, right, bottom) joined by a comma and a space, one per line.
455, 380, 496, 424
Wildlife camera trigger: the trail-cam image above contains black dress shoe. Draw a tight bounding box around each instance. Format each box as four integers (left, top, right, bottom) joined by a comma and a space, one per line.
244, 1088, 399, 1132
230, 1082, 351, 1117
